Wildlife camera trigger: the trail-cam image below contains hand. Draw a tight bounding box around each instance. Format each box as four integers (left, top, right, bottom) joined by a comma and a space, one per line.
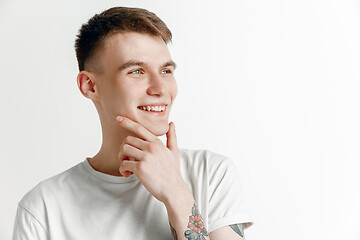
116, 116, 187, 204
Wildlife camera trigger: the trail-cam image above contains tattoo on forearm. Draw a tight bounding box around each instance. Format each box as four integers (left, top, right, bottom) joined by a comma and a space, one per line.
184, 203, 208, 240
229, 223, 244, 237
170, 222, 178, 240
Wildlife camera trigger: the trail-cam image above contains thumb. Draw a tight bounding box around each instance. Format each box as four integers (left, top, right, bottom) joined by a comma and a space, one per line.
166, 122, 178, 155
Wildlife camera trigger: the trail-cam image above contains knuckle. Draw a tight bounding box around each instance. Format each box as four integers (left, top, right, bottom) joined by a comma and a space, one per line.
135, 125, 142, 133
134, 125, 140, 132
121, 143, 129, 151
147, 143, 156, 152
125, 135, 132, 143
134, 162, 139, 172
137, 161, 144, 172
143, 152, 150, 161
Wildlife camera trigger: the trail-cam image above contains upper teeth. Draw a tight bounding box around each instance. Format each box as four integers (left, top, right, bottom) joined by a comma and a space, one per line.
139, 105, 166, 112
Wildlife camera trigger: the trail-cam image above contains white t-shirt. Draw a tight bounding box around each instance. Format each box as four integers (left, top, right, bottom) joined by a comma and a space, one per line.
12, 148, 253, 239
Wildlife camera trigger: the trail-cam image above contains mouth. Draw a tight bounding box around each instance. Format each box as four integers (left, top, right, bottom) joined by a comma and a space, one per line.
137, 104, 168, 114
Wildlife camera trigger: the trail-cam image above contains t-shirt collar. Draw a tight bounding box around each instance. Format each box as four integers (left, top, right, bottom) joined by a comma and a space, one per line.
82, 158, 139, 184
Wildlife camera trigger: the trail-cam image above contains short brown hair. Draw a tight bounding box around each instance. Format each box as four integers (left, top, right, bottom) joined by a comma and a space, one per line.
74, 7, 172, 72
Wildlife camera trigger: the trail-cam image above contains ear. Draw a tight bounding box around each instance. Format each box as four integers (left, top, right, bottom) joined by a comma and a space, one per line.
77, 70, 100, 102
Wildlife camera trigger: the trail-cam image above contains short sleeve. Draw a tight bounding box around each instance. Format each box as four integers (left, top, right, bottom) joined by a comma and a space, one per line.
12, 204, 48, 240
207, 157, 253, 233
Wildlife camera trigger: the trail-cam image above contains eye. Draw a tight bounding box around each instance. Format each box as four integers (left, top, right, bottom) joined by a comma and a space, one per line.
129, 69, 143, 74
161, 69, 172, 74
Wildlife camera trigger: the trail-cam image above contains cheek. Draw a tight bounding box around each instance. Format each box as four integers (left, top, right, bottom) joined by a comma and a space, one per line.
169, 80, 178, 100
102, 84, 132, 113
118, 86, 145, 112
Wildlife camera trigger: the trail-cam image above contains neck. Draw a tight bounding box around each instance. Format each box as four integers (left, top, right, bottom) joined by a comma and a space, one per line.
88, 120, 136, 177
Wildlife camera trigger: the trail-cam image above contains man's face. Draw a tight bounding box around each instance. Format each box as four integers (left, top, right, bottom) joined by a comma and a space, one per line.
93, 32, 178, 136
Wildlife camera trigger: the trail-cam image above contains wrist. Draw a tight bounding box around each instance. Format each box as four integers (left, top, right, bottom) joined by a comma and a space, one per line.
164, 181, 194, 209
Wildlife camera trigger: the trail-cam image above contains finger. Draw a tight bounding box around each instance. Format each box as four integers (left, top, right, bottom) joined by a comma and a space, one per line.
124, 135, 148, 151
119, 164, 132, 177
122, 170, 132, 178
118, 143, 138, 177
166, 122, 178, 155
119, 160, 138, 177
119, 160, 139, 176
119, 143, 144, 161
116, 116, 156, 142
118, 141, 129, 160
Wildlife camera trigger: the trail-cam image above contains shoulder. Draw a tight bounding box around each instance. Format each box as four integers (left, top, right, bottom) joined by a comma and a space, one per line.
179, 148, 235, 171
179, 148, 230, 163
18, 162, 82, 221
179, 148, 237, 182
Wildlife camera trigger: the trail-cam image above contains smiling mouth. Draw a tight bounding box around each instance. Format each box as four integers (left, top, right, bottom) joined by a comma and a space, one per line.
137, 104, 167, 112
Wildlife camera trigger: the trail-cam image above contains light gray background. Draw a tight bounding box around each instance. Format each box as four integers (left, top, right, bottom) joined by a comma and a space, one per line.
1, 0, 360, 239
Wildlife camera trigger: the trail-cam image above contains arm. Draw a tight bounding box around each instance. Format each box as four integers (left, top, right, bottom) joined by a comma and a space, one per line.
164, 186, 210, 240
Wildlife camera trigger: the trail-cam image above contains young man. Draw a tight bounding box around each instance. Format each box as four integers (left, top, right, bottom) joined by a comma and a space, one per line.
12, 7, 253, 240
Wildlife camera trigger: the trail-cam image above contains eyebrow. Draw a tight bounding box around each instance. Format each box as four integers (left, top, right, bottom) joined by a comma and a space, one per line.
118, 60, 177, 71
161, 60, 177, 70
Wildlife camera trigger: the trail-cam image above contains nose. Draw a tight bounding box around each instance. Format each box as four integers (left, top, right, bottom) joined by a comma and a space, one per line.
146, 73, 166, 96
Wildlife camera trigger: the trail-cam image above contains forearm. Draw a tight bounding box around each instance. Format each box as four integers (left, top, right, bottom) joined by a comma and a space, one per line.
164, 186, 210, 240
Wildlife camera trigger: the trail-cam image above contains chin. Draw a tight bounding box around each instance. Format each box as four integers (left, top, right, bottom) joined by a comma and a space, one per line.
146, 123, 169, 136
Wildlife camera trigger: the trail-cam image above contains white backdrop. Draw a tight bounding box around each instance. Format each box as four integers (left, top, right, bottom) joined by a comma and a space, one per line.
1, 0, 360, 239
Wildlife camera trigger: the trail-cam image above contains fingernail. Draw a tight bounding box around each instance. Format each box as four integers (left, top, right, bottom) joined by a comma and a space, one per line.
116, 116, 123, 122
